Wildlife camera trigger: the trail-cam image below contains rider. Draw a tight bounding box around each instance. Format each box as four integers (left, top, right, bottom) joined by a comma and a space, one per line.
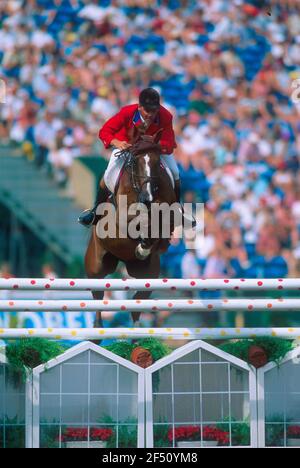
78, 88, 196, 227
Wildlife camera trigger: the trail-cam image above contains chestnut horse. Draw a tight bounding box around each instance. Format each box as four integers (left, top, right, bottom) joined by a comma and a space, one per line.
85, 134, 177, 327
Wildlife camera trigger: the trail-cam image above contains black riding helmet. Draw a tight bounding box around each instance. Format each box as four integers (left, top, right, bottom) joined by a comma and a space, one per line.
139, 88, 160, 112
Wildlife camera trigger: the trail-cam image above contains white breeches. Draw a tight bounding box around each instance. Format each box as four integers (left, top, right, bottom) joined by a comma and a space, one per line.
104, 149, 179, 193
161, 154, 180, 180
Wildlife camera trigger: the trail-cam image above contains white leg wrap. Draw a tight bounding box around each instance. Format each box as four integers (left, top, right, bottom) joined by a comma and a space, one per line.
135, 243, 152, 260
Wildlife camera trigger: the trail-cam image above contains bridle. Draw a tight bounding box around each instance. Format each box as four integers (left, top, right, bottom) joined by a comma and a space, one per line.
116, 149, 160, 195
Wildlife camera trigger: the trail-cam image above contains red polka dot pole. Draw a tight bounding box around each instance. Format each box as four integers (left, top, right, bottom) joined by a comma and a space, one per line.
0, 278, 299, 291
0, 299, 300, 312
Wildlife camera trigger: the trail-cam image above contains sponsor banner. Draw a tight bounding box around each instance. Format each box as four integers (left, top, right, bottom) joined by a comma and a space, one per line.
0, 311, 96, 329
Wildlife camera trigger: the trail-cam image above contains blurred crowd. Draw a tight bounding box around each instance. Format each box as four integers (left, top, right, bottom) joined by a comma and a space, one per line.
0, 261, 57, 279
1, 0, 300, 280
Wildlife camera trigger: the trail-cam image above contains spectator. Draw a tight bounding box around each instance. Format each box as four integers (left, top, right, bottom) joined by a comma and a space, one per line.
0, 262, 14, 279
42, 263, 58, 279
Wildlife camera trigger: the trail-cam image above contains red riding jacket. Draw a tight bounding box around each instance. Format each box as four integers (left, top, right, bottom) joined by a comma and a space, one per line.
99, 104, 177, 154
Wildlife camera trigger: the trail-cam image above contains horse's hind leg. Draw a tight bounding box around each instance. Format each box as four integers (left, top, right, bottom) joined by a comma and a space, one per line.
126, 253, 160, 326
85, 228, 118, 328
92, 291, 104, 328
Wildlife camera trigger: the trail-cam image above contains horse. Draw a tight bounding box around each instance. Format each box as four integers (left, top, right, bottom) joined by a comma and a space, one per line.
85, 132, 177, 328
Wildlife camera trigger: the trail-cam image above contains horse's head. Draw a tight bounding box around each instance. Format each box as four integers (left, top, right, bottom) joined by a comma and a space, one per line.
130, 131, 162, 207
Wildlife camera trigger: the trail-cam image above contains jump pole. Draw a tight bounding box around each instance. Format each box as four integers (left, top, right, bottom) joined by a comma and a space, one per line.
0, 299, 300, 312
0, 278, 299, 291
0, 328, 299, 340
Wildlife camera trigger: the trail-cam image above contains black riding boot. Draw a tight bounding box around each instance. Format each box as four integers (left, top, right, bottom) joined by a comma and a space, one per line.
174, 180, 197, 229
78, 185, 110, 227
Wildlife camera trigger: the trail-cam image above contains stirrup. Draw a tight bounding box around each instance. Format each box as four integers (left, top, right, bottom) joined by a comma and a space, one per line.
78, 209, 96, 227
183, 214, 197, 229
178, 205, 197, 229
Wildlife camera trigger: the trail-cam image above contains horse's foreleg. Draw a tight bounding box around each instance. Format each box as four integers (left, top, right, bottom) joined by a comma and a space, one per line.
85, 228, 118, 330
92, 291, 104, 328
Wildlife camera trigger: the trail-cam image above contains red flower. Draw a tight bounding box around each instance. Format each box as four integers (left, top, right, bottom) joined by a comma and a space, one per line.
202, 426, 229, 445
288, 426, 300, 439
61, 428, 88, 441
60, 427, 114, 442
91, 428, 114, 441
167, 425, 229, 445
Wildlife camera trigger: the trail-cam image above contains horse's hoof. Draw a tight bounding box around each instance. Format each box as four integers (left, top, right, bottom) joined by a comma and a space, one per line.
135, 243, 151, 260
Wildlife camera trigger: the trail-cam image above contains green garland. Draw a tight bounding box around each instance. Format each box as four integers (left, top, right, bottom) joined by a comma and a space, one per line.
4, 338, 169, 384
103, 341, 134, 360
219, 337, 294, 366
137, 338, 171, 361
104, 338, 171, 362
6, 338, 67, 382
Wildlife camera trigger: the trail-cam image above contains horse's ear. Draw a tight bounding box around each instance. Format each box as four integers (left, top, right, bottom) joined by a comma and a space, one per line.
153, 129, 163, 144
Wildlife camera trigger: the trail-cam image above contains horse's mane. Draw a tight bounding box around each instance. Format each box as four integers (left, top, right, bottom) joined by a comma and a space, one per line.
130, 138, 161, 157
116, 137, 161, 162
